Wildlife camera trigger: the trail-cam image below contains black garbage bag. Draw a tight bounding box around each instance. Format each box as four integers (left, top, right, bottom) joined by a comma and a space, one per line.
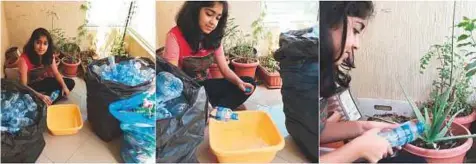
156, 55, 208, 163
1, 79, 47, 163
85, 56, 155, 142
274, 28, 318, 162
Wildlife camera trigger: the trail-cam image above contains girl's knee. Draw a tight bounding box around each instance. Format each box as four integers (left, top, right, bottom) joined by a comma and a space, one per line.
65, 78, 75, 90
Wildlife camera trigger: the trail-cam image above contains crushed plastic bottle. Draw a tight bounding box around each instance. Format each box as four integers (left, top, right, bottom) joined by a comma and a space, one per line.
1, 92, 38, 134
120, 123, 155, 164
93, 58, 155, 86
156, 72, 183, 102
210, 106, 239, 121
378, 120, 425, 147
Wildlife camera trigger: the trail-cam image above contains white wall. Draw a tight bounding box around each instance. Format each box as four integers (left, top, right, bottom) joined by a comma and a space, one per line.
1, 2, 11, 78
3, 1, 86, 49
350, 1, 476, 100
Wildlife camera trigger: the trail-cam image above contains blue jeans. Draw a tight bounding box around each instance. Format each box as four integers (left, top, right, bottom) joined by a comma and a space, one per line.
279, 59, 318, 162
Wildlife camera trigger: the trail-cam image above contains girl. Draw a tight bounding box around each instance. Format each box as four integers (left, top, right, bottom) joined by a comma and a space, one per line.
319, 1, 426, 163
18, 28, 75, 105
162, 1, 255, 110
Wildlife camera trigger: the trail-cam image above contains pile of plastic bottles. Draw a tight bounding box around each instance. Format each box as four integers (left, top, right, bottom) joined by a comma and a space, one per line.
156, 72, 189, 120
1, 91, 38, 134
120, 123, 155, 164
92, 57, 155, 86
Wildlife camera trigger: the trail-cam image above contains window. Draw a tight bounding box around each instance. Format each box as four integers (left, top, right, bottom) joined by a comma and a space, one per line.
129, 0, 155, 50
262, 1, 318, 31
86, 0, 132, 27
87, 0, 155, 51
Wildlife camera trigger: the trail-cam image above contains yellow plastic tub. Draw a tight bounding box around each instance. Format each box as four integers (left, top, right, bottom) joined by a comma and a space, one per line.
47, 104, 83, 136
209, 110, 285, 163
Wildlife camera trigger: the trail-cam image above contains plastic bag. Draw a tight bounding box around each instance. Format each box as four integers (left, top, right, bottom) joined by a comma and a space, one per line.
85, 56, 155, 142
274, 28, 318, 162
156, 55, 208, 163
120, 123, 155, 164
1, 79, 47, 163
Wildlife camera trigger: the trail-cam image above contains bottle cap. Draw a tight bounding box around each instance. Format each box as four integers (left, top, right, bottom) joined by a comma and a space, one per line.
415, 120, 425, 135
231, 113, 239, 120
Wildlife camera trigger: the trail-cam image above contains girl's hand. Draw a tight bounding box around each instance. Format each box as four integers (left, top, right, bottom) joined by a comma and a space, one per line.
349, 128, 393, 163
238, 82, 254, 95
37, 93, 52, 106
62, 87, 70, 97
361, 121, 399, 132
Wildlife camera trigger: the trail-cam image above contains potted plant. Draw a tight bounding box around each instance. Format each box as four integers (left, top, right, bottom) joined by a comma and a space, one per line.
209, 17, 240, 79
258, 50, 281, 89
400, 17, 476, 163
229, 9, 271, 79
60, 42, 81, 77
420, 17, 476, 129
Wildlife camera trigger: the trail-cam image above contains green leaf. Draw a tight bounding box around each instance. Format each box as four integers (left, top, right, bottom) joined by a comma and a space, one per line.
435, 134, 476, 142
464, 16, 470, 21
457, 21, 469, 27
465, 23, 475, 31
465, 61, 476, 71
457, 42, 472, 47
398, 81, 425, 123
466, 69, 476, 77
436, 108, 465, 138
458, 34, 470, 41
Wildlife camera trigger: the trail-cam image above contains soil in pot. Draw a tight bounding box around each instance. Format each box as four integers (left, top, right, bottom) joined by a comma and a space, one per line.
411, 138, 466, 150
235, 58, 258, 64
367, 113, 412, 124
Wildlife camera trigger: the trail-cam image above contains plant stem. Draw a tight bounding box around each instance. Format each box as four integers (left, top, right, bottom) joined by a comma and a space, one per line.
435, 134, 476, 142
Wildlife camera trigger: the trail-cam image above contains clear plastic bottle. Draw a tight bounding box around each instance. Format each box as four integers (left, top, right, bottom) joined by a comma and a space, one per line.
9, 117, 33, 128
156, 72, 183, 102
378, 120, 425, 147
24, 94, 37, 111
210, 107, 238, 121
50, 90, 60, 102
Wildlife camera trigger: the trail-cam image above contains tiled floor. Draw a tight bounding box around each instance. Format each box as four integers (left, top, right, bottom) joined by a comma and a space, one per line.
37, 78, 122, 163
37, 78, 309, 163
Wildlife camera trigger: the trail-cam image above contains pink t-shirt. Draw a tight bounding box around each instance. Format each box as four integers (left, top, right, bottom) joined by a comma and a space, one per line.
162, 29, 224, 68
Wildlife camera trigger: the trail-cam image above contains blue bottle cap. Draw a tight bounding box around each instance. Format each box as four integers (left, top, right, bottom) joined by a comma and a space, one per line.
415, 120, 425, 135
230, 113, 238, 120
245, 87, 251, 93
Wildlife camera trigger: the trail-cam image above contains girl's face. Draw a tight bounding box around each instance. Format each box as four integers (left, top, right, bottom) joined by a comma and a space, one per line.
34, 36, 49, 56
198, 2, 223, 34
331, 16, 367, 66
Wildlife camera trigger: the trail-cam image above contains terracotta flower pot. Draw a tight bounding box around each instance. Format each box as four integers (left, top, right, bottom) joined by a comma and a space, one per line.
453, 108, 476, 129
61, 58, 81, 77
209, 59, 230, 79
257, 65, 281, 89
403, 122, 473, 163
231, 58, 259, 78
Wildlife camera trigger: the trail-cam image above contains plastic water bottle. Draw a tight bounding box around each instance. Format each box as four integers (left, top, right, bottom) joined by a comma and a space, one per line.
23, 94, 37, 111
9, 117, 33, 127
378, 120, 425, 147
50, 90, 60, 102
156, 72, 183, 102
211, 107, 238, 121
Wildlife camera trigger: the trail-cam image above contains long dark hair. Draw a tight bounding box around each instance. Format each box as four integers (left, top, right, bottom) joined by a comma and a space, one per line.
175, 1, 229, 53
23, 28, 55, 66
319, 1, 374, 98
